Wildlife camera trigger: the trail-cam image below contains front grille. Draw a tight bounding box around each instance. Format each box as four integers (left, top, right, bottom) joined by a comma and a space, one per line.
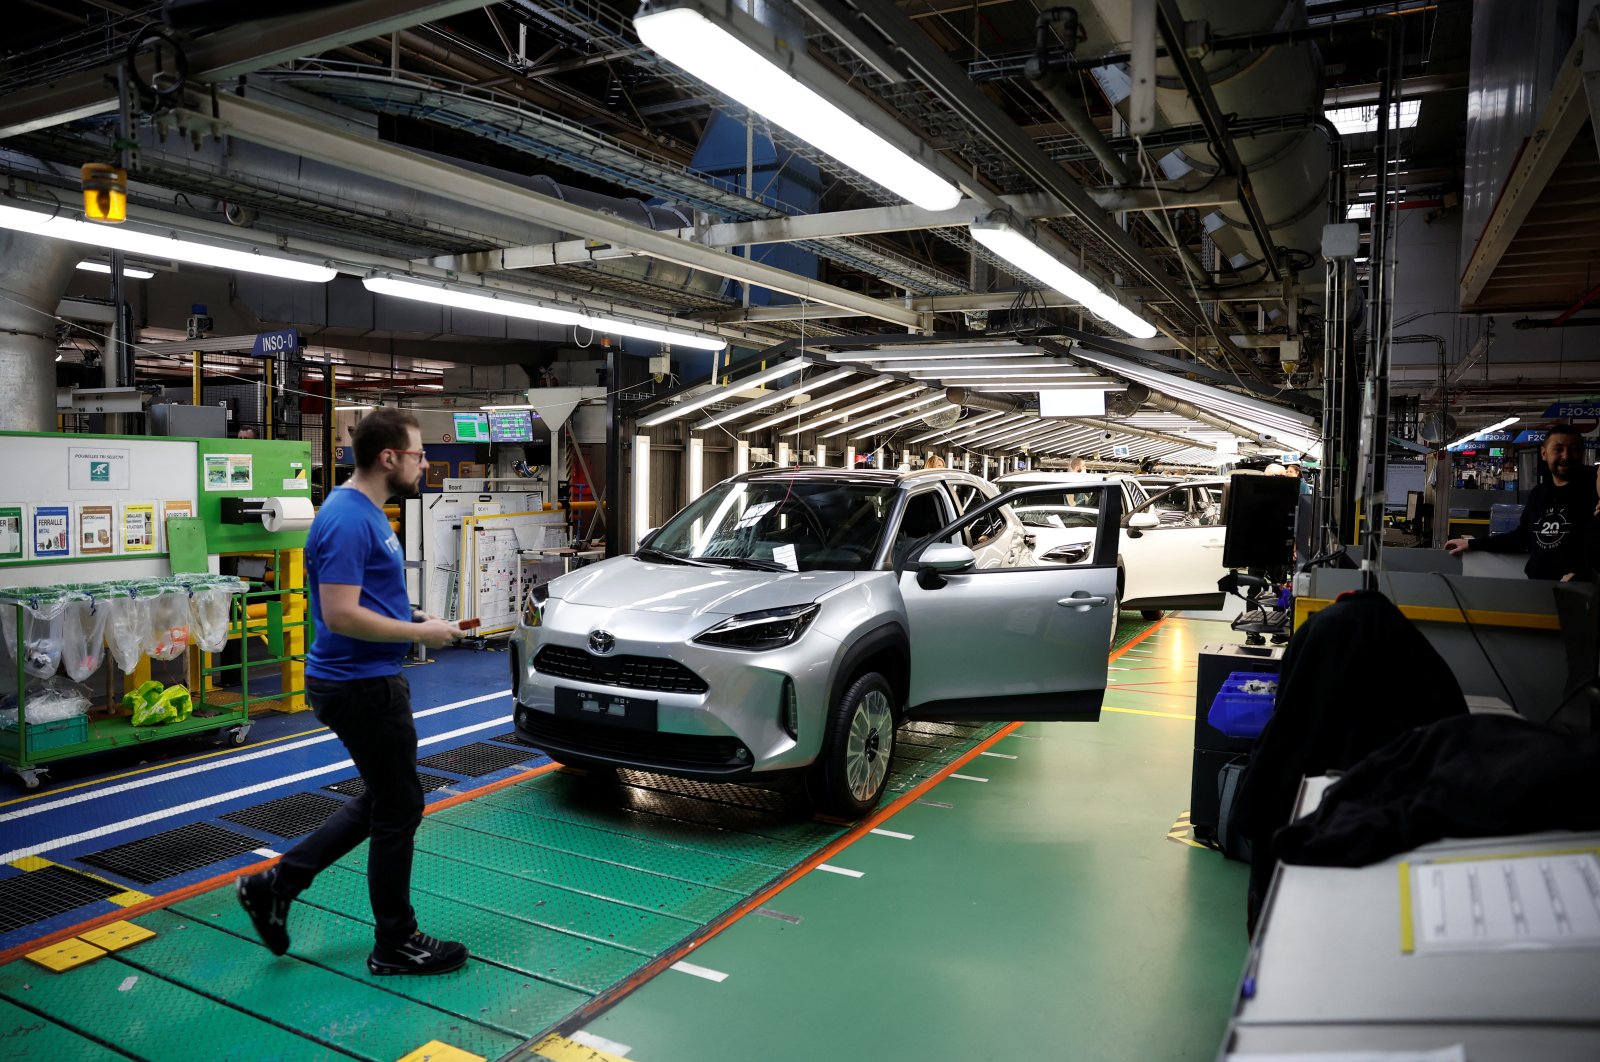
516, 709, 749, 774
534, 644, 709, 694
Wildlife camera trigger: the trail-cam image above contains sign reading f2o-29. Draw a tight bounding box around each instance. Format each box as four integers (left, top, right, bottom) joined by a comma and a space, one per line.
250, 328, 301, 358
1544, 399, 1600, 419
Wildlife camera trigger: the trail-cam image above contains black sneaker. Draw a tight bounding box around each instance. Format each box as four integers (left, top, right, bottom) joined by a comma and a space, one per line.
367, 931, 468, 976
236, 870, 292, 956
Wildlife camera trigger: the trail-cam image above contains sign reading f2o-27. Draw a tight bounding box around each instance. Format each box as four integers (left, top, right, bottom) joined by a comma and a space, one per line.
250, 328, 301, 358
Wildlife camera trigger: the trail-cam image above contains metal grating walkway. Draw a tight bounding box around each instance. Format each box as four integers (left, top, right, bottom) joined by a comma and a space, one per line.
325, 770, 458, 797
416, 740, 542, 777
221, 792, 345, 838
77, 823, 265, 886
0, 866, 122, 934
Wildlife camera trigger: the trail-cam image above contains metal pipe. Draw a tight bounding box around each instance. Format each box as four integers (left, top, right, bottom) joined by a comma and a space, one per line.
1026, 8, 1135, 187
946, 387, 1024, 413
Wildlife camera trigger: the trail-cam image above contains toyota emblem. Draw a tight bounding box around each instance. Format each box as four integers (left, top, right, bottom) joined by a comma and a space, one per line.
588, 630, 616, 655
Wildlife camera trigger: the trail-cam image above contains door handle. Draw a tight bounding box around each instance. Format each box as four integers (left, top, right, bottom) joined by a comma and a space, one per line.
1059, 594, 1109, 607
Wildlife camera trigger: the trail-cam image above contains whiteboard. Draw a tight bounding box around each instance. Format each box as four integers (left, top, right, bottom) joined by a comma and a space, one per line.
0, 433, 199, 587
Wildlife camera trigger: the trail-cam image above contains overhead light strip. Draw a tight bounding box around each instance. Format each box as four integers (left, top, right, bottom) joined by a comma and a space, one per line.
362, 275, 727, 354
0, 202, 336, 283
637, 358, 811, 427
968, 209, 1157, 340
634, 0, 962, 211
694, 368, 857, 430
740, 375, 893, 433
77, 260, 155, 280
1446, 416, 1518, 450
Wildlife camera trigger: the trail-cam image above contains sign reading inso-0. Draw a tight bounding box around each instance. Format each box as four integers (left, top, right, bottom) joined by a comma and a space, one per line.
68, 446, 130, 490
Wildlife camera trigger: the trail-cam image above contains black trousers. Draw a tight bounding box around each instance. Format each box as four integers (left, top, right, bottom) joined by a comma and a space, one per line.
275, 673, 424, 945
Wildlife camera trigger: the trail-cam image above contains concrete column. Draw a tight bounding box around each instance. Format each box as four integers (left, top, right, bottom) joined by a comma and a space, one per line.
0, 231, 79, 431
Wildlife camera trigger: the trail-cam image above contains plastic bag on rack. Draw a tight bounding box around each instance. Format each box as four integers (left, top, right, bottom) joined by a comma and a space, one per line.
188, 584, 237, 653
144, 588, 192, 661
103, 591, 150, 673
0, 594, 70, 679
60, 593, 110, 682
1, 676, 91, 727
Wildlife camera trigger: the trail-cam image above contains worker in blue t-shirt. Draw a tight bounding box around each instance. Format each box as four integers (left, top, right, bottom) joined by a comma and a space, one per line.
236, 408, 468, 975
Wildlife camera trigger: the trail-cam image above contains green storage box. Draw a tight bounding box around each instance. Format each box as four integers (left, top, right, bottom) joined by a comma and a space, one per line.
0, 714, 89, 754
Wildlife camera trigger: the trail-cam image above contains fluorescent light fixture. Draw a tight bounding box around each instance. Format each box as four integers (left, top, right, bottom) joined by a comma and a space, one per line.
334, 404, 374, 411
1446, 416, 1519, 450
830, 346, 1036, 363
481, 404, 536, 411
637, 358, 810, 426
0, 203, 336, 282
781, 383, 926, 436
635, 0, 961, 211
695, 368, 856, 430
741, 375, 891, 433
821, 391, 945, 439
1326, 99, 1421, 136
907, 369, 1097, 380
1345, 203, 1373, 220
77, 260, 155, 279
968, 210, 1158, 339
362, 275, 727, 353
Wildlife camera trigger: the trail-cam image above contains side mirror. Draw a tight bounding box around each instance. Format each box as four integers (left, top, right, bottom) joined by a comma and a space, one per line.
1127, 512, 1159, 532
916, 542, 976, 588
919, 542, 977, 573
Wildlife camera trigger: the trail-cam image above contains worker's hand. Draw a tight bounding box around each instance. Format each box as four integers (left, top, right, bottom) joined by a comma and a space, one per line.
1443, 536, 1471, 556
414, 618, 462, 649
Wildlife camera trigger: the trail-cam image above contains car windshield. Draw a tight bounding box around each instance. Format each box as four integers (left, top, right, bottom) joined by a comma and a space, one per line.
644, 478, 898, 572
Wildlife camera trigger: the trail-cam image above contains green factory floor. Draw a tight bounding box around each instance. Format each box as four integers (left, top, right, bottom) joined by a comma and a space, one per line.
0, 616, 1250, 1061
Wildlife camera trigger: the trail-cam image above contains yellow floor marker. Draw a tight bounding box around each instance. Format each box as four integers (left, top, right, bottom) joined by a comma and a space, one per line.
25, 939, 107, 972
80, 920, 156, 952
395, 1042, 485, 1062
531, 1033, 633, 1062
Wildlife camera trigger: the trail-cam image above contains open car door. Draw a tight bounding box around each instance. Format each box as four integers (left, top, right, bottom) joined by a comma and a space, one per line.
900, 483, 1122, 721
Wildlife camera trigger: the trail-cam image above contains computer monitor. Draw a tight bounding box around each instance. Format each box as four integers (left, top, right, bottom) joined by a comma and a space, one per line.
1406, 490, 1423, 521
452, 412, 489, 443
1220, 473, 1301, 569
487, 409, 534, 443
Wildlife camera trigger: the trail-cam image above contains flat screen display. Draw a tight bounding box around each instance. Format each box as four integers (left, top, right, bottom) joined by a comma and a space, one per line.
488, 409, 534, 443
453, 412, 489, 443
1489, 447, 1504, 457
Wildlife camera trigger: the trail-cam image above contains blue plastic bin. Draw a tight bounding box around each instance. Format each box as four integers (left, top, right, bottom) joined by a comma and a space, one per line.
1207, 671, 1279, 739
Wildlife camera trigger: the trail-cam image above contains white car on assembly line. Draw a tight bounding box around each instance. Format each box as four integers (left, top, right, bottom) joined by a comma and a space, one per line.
510, 467, 1123, 817
997, 472, 1230, 619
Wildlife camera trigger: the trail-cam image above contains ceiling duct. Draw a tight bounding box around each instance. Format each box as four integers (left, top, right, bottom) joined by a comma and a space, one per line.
946, 387, 1025, 413
1105, 381, 1263, 442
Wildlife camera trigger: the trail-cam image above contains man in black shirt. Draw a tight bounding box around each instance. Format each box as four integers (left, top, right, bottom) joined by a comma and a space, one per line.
1445, 425, 1595, 580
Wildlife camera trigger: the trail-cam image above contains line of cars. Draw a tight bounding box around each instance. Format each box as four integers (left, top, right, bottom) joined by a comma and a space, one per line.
510, 466, 1231, 816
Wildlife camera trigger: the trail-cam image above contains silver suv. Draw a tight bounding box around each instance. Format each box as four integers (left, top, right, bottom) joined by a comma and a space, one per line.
511, 468, 1121, 816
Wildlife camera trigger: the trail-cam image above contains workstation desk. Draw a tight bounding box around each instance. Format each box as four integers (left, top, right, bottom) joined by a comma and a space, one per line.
1219, 776, 1600, 1060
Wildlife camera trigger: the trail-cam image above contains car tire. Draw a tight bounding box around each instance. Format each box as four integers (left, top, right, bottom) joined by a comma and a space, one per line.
1140, 609, 1163, 621
808, 671, 896, 818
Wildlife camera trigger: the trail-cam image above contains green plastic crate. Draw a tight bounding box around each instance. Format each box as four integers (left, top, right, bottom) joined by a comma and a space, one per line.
0, 713, 89, 754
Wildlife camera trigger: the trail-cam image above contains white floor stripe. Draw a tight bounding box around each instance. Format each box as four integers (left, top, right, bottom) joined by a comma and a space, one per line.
815, 863, 864, 878
0, 716, 511, 864
949, 773, 989, 782
869, 828, 914, 840
671, 960, 729, 982
979, 751, 1017, 760
0, 690, 511, 824
571, 1030, 632, 1056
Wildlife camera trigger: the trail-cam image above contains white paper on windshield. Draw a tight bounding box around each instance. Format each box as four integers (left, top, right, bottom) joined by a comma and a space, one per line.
736, 501, 776, 529
772, 543, 798, 571
1407, 850, 1600, 954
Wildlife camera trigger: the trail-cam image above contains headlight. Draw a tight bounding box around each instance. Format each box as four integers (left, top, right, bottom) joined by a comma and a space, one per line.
694, 603, 820, 651
520, 582, 551, 628
1042, 543, 1090, 565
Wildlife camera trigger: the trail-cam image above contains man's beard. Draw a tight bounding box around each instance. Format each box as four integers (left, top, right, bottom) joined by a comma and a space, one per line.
385, 467, 422, 499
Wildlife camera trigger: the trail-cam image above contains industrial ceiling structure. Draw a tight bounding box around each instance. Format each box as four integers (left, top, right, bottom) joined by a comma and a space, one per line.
0, 0, 1491, 473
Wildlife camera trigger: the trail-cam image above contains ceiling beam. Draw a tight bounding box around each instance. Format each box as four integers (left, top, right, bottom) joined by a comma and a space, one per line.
0, 0, 499, 139
174, 92, 923, 329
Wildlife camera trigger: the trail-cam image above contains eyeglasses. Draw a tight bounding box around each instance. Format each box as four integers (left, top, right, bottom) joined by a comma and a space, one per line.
389, 448, 428, 461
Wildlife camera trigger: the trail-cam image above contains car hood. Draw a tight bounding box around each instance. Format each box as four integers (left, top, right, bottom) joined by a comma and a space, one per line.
549, 556, 858, 617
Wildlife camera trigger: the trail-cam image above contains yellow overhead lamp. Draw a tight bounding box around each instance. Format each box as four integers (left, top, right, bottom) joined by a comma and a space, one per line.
81, 163, 127, 223
634, 0, 962, 211
968, 209, 1158, 340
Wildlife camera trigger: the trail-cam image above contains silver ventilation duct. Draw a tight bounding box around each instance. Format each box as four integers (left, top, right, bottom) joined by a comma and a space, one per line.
946, 387, 1026, 413
0, 230, 79, 432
